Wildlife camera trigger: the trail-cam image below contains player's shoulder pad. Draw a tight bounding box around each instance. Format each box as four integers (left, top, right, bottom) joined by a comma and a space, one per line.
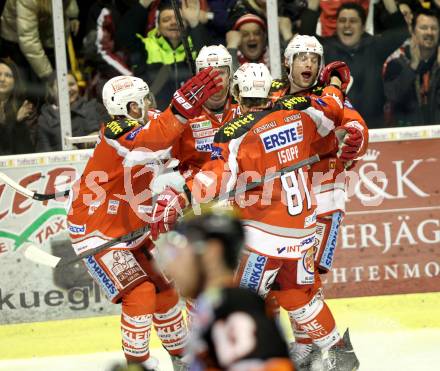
269, 78, 289, 93
104, 118, 140, 139
275, 94, 312, 111
215, 111, 269, 143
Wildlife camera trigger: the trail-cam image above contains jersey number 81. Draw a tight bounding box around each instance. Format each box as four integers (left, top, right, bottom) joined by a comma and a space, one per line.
280, 168, 312, 216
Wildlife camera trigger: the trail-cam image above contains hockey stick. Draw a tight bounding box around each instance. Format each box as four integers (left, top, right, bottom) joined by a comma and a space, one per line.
23, 154, 320, 268
0, 158, 179, 202
171, 0, 196, 75
0, 171, 70, 201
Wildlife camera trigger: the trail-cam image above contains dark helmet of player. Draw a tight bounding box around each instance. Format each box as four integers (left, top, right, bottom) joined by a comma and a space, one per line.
174, 203, 245, 270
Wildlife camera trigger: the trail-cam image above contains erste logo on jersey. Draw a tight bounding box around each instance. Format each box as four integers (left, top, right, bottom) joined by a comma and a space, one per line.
260, 121, 303, 153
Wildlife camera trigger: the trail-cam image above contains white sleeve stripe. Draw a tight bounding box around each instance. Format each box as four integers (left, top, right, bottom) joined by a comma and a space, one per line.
104, 135, 171, 166
226, 135, 247, 194
304, 107, 335, 137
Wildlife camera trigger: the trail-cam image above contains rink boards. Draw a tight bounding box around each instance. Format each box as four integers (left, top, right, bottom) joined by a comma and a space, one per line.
0, 125, 439, 325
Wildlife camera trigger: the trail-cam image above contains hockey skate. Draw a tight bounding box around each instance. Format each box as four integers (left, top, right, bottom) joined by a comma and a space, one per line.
141, 356, 160, 371
323, 329, 360, 371
289, 342, 323, 371
171, 355, 189, 371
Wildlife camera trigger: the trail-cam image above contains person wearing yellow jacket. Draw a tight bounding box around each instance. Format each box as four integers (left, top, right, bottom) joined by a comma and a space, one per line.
116, 0, 211, 110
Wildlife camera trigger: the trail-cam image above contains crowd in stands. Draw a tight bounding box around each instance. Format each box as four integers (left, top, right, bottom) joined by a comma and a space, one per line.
0, 0, 439, 155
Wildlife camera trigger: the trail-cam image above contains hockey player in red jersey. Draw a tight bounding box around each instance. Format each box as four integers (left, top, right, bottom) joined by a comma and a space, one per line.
67, 70, 222, 369
150, 62, 360, 371
155, 45, 242, 323
169, 45, 241, 193
270, 34, 364, 370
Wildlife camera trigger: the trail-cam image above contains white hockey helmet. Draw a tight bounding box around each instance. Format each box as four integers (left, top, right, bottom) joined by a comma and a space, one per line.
102, 76, 149, 116
285, 34, 324, 70
196, 45, 233, 73
232, 63, 272, 98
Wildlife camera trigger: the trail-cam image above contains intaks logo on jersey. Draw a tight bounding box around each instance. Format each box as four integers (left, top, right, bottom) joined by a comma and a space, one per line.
68, 222, 86, 235
260, 121, 303, 153
191, 120, 212, 131
107, 199, 120, 215
195, 137, 214, 152
276, 235, 315, 255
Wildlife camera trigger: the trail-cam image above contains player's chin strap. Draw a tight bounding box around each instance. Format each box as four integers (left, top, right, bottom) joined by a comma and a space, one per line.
23, 154, 320, 269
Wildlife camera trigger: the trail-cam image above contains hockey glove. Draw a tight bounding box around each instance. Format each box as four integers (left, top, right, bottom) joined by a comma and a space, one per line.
150, 187, 188, 241
171, 67, 223, 119
335, 121, 364, 161
319, 61, 352, 93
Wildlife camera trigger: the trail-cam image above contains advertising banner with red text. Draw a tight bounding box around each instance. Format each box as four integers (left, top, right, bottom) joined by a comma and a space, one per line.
0, 127, 439, 323
0, 150, 119, 324
323, 134, 440, 298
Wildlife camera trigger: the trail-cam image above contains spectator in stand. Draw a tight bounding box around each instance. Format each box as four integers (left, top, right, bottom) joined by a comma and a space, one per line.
0, 0, 79, 99
204, 0, 238, 44
226, 2, 303, 72
300, 0, 370, 37
383, 8, 440, 126
0, 58, 36, 155
116, 0, 209, 110
226, 14, 269, 71
36, 73, 110, 152
82, 0, 134, 100
229, 0, 307, 31
398, 0, 416, 28
301, 1, 409, 128
390, 1, 440, 32
228, 0, 305, 55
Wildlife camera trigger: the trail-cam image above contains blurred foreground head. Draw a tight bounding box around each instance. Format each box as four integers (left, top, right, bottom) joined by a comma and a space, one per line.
156, 203, 244, 298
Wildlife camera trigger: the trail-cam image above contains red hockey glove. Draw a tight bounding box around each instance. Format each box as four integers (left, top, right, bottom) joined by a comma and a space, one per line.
171, 66, 223, 119
319, 61, 352, 93
335, 122, 364, 161
150, 187, 188, 241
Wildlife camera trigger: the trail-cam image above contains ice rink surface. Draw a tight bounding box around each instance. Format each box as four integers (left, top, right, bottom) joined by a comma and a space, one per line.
1, 293, 439, 371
